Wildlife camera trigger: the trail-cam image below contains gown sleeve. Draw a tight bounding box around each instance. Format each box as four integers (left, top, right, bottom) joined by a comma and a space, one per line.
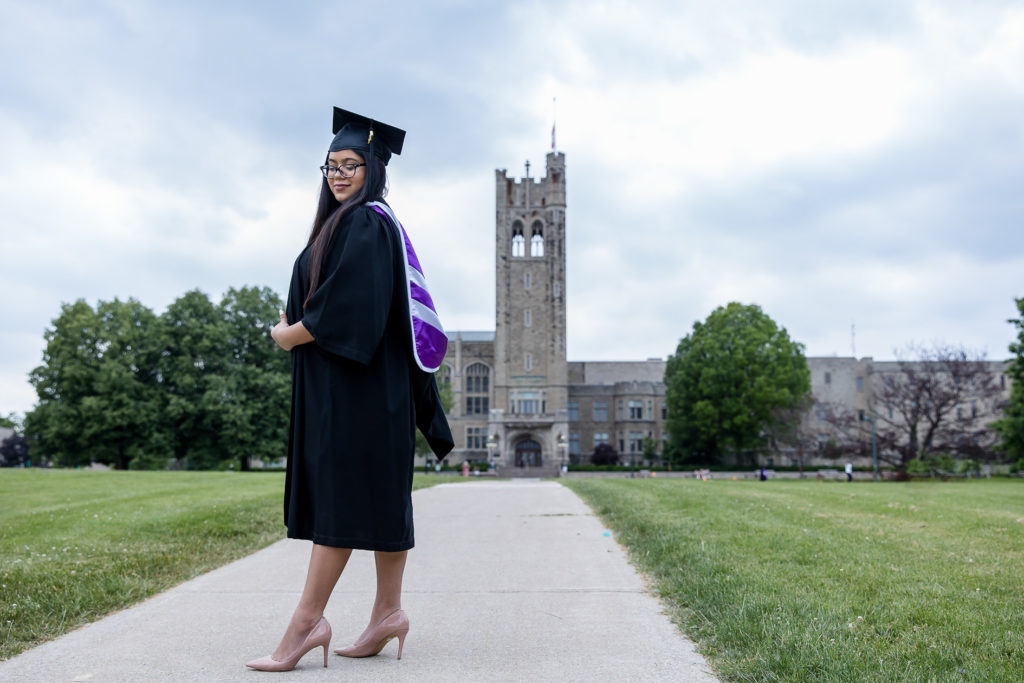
302, 207, 395, 365
413, 369, 455, 460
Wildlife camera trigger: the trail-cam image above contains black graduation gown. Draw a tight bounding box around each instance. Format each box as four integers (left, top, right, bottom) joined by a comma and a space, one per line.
283, 204, 450, 551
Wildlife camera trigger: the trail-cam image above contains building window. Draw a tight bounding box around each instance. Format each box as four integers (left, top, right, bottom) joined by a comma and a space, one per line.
525, 309, 531, 327
524, 272, 531, 289
617, 400, 624, 420
593, 401, 608, 422
465, 363, 489, 393
568, 401, 579, 421
466, 426, 486, 450
511, 220, 525, 257
553, 283, 560, 297
628, 400, 643, 419
971, 400, 977, 418
629, 431, 643, 453
887, 403, 894, 419
465, 396, 489, 415
594, 432, 609, 445
646, 399, 653, 419
957, 404, 963, 419
464, 363, 489, 415
569, 432, 580, 455
825, 372, 831, 384
618, 431, 625, 453
525, 353, 532, 371
661, 403, 667, 420
530, 221, 544, 256
856, 376, 864, 393
510, 390, 545, 415
1001, 374, 1006, 389
815, 402, 831, 421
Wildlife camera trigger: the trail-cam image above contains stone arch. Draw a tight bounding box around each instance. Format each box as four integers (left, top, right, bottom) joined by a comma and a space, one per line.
514, 436, 543, 468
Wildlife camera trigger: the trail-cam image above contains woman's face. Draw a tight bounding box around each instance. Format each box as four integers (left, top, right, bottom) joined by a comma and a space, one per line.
326, 149, 366, 203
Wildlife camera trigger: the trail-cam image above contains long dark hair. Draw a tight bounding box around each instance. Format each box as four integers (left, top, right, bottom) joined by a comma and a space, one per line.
304, 152, 389, 306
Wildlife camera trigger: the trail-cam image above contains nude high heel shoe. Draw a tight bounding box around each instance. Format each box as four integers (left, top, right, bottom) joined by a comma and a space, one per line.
245, 616, 332, 672
334, 609, 410, 660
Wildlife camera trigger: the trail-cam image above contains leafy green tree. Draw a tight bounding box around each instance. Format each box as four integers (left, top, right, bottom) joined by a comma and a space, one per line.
995, 297, 1024, 461
0, 413, 21, 430
216, 286, 290, 470
26, 298, 168, 469
665, 302, 811, 466
641, 436, 659, 465
26, 300, 99, 466
159, 290, 230, 469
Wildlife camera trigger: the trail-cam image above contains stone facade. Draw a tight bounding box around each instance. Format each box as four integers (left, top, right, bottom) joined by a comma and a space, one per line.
426, 149, 1013, 472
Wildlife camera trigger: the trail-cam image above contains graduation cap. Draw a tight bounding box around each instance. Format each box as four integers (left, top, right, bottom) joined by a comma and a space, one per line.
330, 107, 405, 166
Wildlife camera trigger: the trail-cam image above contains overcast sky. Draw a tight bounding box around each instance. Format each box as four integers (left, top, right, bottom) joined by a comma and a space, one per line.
2, 0, 1022, 417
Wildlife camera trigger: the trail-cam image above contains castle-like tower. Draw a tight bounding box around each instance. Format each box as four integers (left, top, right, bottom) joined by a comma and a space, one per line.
490, 152, 568, 472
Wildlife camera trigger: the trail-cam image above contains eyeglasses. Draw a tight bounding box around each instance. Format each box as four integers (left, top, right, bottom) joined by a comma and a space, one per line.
319, 163, 366, 179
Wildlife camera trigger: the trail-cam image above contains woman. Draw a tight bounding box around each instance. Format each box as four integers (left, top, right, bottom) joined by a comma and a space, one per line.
246, 107, 453, 672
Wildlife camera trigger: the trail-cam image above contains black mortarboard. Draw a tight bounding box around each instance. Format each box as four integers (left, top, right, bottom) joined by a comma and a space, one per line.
330, 107, 405, 166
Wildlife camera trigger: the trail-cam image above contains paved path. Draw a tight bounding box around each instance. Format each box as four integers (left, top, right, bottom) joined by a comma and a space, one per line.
1, 480, 716, 682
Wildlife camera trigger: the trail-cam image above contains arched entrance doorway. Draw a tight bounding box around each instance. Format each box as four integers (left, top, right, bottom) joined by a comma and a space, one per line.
514, 439, 542, 468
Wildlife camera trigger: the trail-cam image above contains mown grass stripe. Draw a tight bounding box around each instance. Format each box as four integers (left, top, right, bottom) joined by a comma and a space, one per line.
563, 478, 1024, 681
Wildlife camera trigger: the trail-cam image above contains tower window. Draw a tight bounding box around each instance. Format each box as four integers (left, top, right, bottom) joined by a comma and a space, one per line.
524, 272, 531, 289
525, 353, 532, 371
530, 221, 544, 257
512, 220, 525, 257
525, 309, 531, 327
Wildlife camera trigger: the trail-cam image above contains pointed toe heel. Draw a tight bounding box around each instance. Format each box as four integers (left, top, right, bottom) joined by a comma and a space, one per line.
245, 616, 332, 672
335, 609, 410, 660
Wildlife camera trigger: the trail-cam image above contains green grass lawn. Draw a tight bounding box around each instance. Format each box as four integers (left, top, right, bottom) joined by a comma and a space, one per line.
0, 469, 440, 660
563, 478, 1024, 682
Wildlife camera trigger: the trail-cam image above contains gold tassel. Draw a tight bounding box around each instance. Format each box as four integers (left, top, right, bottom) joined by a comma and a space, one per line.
368, 128, 374, 143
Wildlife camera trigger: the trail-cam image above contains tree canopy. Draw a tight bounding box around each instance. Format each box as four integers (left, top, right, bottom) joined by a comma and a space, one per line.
821, 344, 1003, 472
25, 286, 289, 470
664, 302, 811, 465
995, 297, 1024, 463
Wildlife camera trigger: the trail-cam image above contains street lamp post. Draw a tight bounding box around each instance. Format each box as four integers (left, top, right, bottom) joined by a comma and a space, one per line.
486, 434, 498, 477
556, 433, 567, 477
860, 413, 878, 483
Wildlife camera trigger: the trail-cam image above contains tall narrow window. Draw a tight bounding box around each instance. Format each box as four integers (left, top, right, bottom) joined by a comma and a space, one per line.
511, 220, 525, 257
525, 353, 532, 371
567, 401, 579, 421
463, 363, 490, 415
593, 401, 608, 421
530, 220, 544, 257
525, 309, 532, 327
856, 376, 864, 393
524, 272, 531, 289
569, 432, 579, 455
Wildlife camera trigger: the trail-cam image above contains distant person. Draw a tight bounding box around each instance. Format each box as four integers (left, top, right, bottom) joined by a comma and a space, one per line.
247, 107, 453, 671
845, 462, 853, 482
760, 466, 767, 481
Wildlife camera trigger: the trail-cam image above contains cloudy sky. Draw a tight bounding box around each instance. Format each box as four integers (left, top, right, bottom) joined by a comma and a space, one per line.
2, 0, 1023, 417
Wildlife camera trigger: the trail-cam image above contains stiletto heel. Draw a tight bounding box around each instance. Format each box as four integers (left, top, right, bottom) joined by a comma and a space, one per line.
334, 609, 410, 659
396, 627, 408, 660
245, 616, 332, 672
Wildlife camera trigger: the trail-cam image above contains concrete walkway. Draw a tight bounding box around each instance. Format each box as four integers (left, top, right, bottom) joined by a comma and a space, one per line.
1, 480, 716, 682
